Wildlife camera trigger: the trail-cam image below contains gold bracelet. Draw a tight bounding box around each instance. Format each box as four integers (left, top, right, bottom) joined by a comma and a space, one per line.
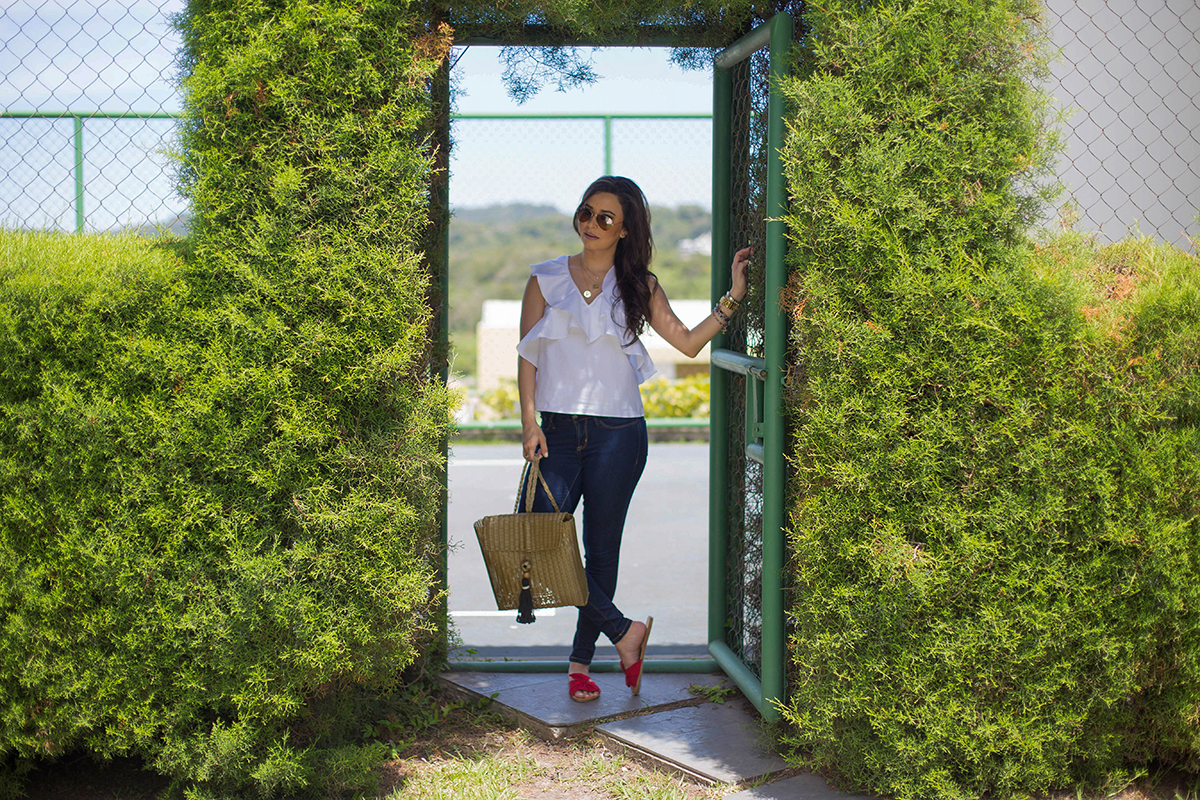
719, 292, 740, 314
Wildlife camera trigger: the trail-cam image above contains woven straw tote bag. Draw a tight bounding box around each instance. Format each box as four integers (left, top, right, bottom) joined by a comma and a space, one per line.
473, 458, 588, 622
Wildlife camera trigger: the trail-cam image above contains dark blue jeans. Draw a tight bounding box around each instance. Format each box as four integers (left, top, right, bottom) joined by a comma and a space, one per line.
523, 411, 648, 666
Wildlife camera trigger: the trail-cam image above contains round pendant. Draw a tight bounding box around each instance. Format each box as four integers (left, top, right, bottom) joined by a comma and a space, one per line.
583, 290, 593, 298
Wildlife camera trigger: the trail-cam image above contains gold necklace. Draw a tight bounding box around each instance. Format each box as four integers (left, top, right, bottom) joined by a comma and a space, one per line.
578, 262, 609, 299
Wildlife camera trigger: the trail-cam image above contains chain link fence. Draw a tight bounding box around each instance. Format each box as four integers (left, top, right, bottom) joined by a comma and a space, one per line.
720, 45, 771, 679
1, 0, 186, 233
1046, 0, 1199, 248
447, 114, 712, 211
2, 1, 1196, 238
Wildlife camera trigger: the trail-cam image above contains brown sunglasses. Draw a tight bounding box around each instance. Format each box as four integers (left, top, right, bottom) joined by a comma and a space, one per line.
576, 206, 618, 231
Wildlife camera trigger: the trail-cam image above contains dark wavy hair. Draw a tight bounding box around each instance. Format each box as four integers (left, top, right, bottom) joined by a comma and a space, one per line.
573, 176, 656, 345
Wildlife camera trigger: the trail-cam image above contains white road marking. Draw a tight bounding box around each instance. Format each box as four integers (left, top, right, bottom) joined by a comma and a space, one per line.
450, 609, 557, 617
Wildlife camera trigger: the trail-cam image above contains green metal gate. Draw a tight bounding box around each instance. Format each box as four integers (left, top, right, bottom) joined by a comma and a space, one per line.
707, 13, 793, 722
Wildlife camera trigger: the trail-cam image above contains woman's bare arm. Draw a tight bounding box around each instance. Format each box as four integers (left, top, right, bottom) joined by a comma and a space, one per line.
518, 275, 548, 460
647, 246, 751, 358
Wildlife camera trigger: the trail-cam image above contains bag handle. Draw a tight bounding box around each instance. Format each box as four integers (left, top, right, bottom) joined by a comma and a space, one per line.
515, 457, 562, 514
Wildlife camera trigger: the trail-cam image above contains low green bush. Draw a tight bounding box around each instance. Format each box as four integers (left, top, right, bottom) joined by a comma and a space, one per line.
640, 374, 710, 419
0, 0, 455, 796
478, 380, 521, 420
476, 374, 710, 420
777, 1, 1199, 798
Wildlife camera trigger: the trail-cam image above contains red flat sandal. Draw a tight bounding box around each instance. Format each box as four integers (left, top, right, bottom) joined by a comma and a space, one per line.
568, 672, 601, 703
621, 617, 654, 696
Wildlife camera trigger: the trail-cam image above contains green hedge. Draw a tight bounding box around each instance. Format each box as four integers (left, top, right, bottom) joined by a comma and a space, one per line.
778, 1, 1200, 798
0, 0, 453, 796
5, 2, 1197, 798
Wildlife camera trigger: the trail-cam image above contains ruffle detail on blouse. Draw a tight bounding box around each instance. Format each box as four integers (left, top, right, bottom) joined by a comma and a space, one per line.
517, 255, 656, 384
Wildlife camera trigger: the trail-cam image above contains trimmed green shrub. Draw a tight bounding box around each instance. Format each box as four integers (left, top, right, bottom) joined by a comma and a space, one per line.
777, 1, 1199, 798
640, 374, 710, 419
477, 379, 521, 421
476, 374, 710, 420
0, 0, 454, 796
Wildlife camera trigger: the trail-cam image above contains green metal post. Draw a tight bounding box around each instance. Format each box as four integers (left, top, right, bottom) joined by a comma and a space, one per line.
708, 62, 733, 653
758, 12, 794, 722
604, 115, 613, 175
73, 115, 84, 232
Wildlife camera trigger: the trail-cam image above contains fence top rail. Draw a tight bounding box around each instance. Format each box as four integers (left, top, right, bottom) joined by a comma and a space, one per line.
3, 110, 711, 121
452, 112, 712, 120
714, 15, 776, 69
2, 110, 180, 120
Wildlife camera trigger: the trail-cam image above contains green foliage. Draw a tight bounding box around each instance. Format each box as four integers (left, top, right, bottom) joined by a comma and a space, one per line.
688, 683, 737, 704
1, 0, 455, 796
478, 374, 710, 419
777, 1, 1199, 798
440, 0, 802, 71
478, 380, 522, 419
499, 46, 599, 104
639, 374, 710, 418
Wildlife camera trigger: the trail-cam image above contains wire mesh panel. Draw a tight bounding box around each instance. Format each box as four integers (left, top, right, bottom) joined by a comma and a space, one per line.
81, 116, 182, 231
719, 48, 771, 680
1045, 0, 1200, 247
4, 2, 1195, 242
449, 114, 712, 211
610, 117, 712, 209
0, 116, 78, 230
1, 0, 186, 233
449, 117, 607, 210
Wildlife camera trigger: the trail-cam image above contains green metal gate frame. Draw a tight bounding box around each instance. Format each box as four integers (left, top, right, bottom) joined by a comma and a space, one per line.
706, 13, 792, 722
447, 19, 793, 713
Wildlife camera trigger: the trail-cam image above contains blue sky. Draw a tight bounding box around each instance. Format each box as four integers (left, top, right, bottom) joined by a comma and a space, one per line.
449, 47, 715, 211
1, 8, 716, 227
452, 46, 712, 115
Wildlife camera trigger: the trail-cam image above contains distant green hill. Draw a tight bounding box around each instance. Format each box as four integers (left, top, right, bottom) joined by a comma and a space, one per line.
452, 203, 560, 223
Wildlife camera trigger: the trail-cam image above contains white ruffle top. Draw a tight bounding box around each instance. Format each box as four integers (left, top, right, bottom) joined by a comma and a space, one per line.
516, 255, 656, 418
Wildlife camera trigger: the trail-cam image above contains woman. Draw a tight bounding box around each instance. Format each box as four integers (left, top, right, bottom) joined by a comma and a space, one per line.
517, 176, 750, 703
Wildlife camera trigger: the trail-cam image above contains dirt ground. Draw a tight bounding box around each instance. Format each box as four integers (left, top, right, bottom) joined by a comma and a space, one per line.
18, 711, 723, 800
16, 701, 1197, 800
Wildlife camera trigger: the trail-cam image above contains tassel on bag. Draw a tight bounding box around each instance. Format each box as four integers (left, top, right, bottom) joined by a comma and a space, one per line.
517, 559, 535, 624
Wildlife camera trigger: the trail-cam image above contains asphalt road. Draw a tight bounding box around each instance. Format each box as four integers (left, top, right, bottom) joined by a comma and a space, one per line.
447, 442, 709, 656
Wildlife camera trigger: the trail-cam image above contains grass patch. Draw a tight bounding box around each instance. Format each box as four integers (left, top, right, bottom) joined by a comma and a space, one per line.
384, 748, 540, 799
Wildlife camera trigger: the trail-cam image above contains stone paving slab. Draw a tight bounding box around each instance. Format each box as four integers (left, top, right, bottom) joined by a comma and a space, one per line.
595, 698, 788, 786
725, 773, 872, 800
440, 670, 728, 740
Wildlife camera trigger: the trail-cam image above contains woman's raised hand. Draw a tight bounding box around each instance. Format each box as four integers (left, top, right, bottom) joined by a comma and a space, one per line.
730, 246, 751, 301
